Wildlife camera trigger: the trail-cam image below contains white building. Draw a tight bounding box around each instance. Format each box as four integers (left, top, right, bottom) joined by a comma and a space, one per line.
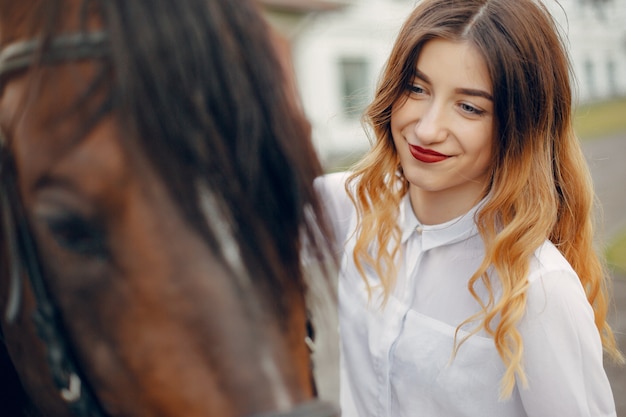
550, 0, 626, 102
280, 0, 626, 168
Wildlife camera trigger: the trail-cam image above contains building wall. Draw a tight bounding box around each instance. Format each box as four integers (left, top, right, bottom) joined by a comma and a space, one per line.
289, 0, 626, 167
291, 0, 412, 164
552, 0, 626, 101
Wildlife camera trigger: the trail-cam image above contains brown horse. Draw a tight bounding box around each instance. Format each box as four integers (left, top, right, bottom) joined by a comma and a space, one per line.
0, 0, 336, 416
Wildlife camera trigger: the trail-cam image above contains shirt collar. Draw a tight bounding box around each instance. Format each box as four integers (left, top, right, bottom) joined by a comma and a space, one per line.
400, 194, 483, 251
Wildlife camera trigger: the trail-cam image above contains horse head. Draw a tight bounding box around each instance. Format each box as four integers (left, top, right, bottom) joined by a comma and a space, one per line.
0, 1, 335, 416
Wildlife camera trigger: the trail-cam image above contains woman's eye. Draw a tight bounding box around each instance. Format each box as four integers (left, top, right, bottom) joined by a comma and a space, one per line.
42, 211, 109, 259
407, 83, 426, 95
460, 102, 484, 115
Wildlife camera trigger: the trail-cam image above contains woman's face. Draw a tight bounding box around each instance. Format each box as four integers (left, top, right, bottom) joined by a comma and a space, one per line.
391, 38, 494, 220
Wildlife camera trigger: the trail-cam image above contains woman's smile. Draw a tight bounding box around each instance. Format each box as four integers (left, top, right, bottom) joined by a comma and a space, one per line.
408, 144, 450, 163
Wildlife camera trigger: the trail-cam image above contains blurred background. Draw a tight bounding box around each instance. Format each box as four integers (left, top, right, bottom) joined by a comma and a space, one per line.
259, 0, 626, 414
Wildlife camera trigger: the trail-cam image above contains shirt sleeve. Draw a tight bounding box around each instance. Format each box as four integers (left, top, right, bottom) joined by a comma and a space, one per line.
313, 172, 355, 251
518, 269, 616, 417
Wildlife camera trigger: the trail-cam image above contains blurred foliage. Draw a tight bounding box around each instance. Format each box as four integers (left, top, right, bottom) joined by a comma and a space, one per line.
573, 97, 626, 275
607, 227, 626, 276
574, 97, 626, 141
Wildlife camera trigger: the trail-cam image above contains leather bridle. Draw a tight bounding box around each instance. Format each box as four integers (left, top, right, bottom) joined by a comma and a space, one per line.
0, 32, 337, 417
0, 31, 112, 417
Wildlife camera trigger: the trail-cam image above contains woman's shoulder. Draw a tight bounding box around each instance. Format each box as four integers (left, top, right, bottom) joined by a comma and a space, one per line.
524, 240, 590, 314
314, 171, 352, 194
314, 172, 357, 246
524, 240, 591, 323
518, 243, 613, 416
314, 172, 355, 212
527, 240, 577, 285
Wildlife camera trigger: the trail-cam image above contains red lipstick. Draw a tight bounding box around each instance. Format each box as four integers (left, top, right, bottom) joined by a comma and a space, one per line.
408, 145, 450, 163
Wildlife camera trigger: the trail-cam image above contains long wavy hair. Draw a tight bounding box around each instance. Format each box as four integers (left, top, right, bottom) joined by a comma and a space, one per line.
348, 0, 623, 398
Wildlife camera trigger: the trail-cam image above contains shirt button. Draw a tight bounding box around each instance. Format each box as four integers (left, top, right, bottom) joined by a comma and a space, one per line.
416, 225, 423, 234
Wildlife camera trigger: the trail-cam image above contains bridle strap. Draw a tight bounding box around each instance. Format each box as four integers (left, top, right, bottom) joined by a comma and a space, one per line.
0, 31, 110, 417
0, 146, 107, 417
0, 32, 108, 83
1, 188, 22, 323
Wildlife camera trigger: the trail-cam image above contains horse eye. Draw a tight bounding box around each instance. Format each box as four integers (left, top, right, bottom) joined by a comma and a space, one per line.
41, 211, 109, 259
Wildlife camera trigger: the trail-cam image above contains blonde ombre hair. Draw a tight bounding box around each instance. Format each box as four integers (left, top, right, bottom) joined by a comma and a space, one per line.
348, 0, 624, 398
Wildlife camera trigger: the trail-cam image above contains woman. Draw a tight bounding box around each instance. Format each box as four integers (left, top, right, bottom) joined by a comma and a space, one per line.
316, 0, 623, 415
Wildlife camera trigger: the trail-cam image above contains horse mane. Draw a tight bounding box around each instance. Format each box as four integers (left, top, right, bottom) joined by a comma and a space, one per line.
33, 0, 331, 321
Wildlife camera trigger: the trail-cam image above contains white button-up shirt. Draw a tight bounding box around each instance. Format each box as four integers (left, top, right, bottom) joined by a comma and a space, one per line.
316, 172, 615, 417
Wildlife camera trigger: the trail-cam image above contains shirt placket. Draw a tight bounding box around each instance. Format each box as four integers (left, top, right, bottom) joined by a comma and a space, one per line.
382, 228, 424, 416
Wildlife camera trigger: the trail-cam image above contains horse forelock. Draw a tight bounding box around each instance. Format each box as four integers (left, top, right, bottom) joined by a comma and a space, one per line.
0, 7, 306, 350
91, 0, 327, 318
4, 0, 331, 325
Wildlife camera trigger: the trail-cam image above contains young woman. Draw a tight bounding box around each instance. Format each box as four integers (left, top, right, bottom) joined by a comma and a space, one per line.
316, 0, 623, 416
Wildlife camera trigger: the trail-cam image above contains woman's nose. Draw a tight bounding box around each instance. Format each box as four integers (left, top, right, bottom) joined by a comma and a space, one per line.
414, 102, 448, 145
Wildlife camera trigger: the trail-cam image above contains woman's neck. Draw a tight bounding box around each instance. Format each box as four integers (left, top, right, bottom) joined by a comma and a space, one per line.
408, 183, 486, 225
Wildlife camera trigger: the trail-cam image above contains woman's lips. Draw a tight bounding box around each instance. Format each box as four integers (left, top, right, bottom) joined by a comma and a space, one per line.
408, 144, 450, 163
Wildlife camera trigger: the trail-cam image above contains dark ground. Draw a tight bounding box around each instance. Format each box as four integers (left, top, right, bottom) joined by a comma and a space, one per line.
582, 133, 626, 416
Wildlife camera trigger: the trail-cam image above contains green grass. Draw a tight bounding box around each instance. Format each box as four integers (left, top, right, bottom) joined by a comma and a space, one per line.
576, 98, 626, 275
573, 97, 626, 140
606, 228, 626, 276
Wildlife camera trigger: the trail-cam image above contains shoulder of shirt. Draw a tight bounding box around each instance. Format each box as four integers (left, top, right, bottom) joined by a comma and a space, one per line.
526, 240, 577, 285
314, 172, 354, 206
315, 171, 352, 191
314, 172, 358, 246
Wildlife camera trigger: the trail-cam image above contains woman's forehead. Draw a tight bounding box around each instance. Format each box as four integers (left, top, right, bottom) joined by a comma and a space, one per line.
414, 39, 492, 94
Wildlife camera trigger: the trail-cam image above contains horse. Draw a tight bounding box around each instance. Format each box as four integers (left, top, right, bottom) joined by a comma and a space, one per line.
0, 0, 337, 416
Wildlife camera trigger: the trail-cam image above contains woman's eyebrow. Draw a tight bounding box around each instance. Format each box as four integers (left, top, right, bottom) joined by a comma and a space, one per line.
455, 87, 493, 101
414, 68, 493, 101
414, 69, 431, 84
